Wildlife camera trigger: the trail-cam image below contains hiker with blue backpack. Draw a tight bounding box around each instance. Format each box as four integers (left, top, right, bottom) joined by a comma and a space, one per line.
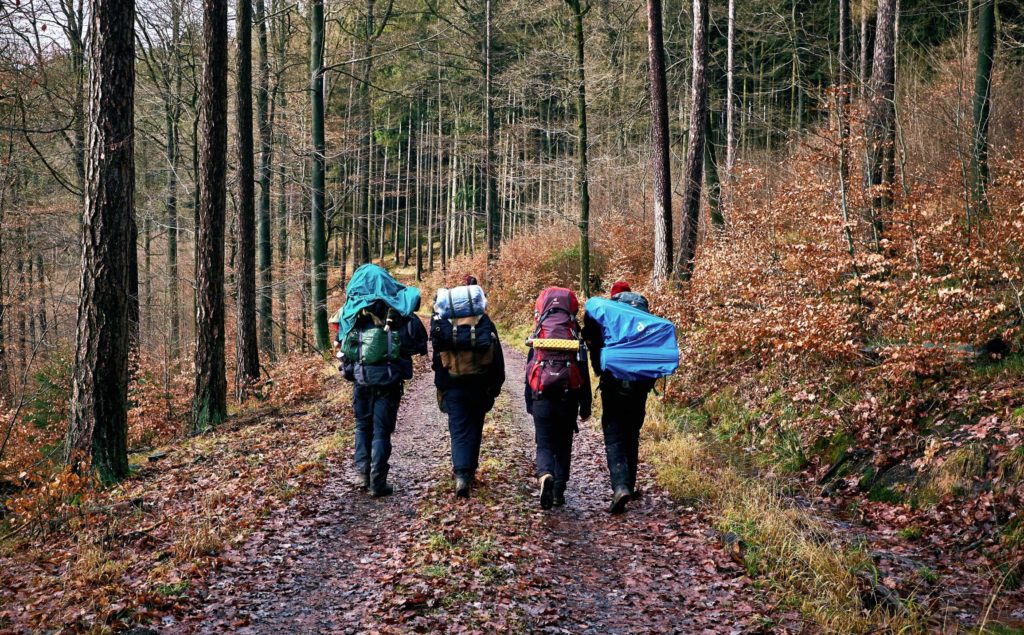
524, 287, 592, 510
430, 275, 506, 499
583, 281, 680, 514
334, 264, 428, 498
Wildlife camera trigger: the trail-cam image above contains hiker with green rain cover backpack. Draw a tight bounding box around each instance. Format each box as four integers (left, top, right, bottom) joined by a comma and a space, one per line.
334, 264, 428, 497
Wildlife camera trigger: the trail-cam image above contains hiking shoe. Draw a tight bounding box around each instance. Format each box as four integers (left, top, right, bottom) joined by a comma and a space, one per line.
608, 486, 631, 514
539, 474, 555, 510
354, 471, 370, 490
370, 483, 394, 498
455, 475, 471, 499
630, 486, 643, 501
553, 482, 566, 507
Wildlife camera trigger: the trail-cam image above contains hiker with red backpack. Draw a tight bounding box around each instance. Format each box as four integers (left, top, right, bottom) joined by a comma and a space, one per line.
524, 287, 592, 510
431, 275, 506, 499
583, 281, 679, 513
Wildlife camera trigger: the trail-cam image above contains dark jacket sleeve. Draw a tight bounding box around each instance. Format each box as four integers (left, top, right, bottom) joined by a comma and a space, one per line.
402, 316, 429, 357
487, 320, 506, 397
577, 360, 592, 420
582, 313, 604, 376
523, 347, 534, 415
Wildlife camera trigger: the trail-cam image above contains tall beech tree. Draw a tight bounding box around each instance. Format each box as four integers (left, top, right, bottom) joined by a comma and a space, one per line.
970, 0, 996, 223
235, 0, 260, 395
648, 0, 673, 285
194, 0, 229, 430
309, 0, 330, 351
256, 0, 275, 357
66, 0, 136, 482
676, 0, 710, 280
865, 0, 897, 246
566, 0, 592, 297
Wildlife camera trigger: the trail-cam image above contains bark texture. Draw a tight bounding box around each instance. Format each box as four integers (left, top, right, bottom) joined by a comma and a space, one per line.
66, 0, 136, 482
194, 0, 229, 431
647, 0, 673, 284
676, 0, 709, 280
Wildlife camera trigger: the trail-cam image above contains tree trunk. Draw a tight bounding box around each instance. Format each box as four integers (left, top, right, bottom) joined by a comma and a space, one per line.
256, 0, 275, 358
566, 0, 591, 297
354, 0, 376, 265
484, 0, 499, 260
67, 0, 135, 482
839, 0, 852, 181
676, 0, 710, 280
705, 109, 723, 227
647, 0, 673, 285
235, 0, 260, 396
165, 3, 182, 361
194, 0, 229, 431
970, 0, 995, 220
725, 0, 736, 181
309, 0, 330, 351
274, 0, 289, 354
865, 0, 897, 243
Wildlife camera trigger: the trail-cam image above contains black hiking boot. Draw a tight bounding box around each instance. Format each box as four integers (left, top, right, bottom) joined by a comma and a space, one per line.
370, 483, 394, 498
608, 486, 632, 514
539, 474, 555, 510
553, 481, 567, 507
455, 475, 471, 499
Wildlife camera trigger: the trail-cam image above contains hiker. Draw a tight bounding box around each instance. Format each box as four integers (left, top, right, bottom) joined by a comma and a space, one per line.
583, 281, 678, 513
524, 287, 591, 510
430, 275, 505, 498
335, 264, 428, 497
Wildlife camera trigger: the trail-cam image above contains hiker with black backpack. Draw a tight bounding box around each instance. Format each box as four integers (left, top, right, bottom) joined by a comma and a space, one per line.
334, 264, 428, 498
430, 275, 506, 499
583, 281, 679, 514
524, 287, 592, 510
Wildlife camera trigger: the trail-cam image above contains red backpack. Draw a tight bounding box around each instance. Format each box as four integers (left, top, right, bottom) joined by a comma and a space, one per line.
525, 287, 585, 395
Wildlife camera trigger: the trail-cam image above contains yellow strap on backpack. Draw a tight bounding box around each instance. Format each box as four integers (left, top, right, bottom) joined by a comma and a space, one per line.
530, 338, 580, 351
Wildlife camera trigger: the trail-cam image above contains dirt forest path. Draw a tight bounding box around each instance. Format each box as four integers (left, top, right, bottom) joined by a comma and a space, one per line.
175, 345, 796, 634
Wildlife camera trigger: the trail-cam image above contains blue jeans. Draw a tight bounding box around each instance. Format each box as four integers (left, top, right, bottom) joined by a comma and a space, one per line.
353, 383, 403, 488
442, 388, 494, 477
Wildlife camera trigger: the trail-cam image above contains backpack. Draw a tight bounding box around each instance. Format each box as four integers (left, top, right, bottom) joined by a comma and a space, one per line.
583, 297, 679, 381
432, 314, 497, 377
341, 306, 403, 366
434, 285, 487, 319
525, 287, 586, 395
611, 291, 650, 313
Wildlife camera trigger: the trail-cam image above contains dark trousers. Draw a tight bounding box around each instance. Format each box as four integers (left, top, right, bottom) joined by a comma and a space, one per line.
443, 388, 493, 477
353, 383, 403, 488
601, 386, 649, 491
532, 396, 578, 485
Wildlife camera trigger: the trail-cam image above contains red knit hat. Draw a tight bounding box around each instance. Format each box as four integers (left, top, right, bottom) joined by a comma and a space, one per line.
610, 281, 631, 296
463, 275, 478, 286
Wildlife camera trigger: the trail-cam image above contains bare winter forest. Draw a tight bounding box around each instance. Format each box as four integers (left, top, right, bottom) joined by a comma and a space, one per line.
1, 0, 1024, 632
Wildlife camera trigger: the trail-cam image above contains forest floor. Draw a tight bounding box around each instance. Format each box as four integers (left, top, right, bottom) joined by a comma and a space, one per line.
166, 344, 801, 634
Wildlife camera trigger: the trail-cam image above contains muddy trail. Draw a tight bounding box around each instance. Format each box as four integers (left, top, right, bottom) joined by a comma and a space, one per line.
174, 346, 798, 633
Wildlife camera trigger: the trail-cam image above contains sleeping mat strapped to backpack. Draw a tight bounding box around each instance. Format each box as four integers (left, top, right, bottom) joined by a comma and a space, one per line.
583, 297, 679, 381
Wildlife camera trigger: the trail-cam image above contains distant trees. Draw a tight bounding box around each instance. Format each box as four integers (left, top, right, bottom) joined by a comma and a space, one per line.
676, 0, 710, 281
66, 0, 136, 482
647, 0, 672, 286
194, 0, 229, 430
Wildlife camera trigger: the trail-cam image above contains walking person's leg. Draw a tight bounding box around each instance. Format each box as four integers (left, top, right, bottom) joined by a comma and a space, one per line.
533, 399, 557, 510
626, 391, 650, 497
444, 388, 484, 497
352, 385, 373, 489
552, 412, 574, 506
370, 384, 402, 496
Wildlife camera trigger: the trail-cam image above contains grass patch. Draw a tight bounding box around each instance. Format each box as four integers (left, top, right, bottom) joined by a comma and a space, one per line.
646, 397, 928, 634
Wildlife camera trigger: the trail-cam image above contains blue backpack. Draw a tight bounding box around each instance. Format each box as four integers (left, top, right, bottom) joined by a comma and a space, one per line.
584, 297, 679, 381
